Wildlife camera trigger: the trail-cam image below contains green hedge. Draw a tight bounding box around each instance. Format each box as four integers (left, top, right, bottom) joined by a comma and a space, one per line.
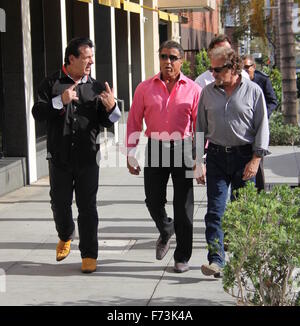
223, 182, 300, 306
269, 111, 300, 145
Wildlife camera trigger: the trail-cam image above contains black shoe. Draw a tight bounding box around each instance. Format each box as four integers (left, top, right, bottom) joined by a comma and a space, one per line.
156, 236, 171, 260
174, 261, 189, 273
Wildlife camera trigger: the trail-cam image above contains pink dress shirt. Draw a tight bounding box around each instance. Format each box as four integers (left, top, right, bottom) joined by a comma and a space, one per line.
126, 72, 201, 153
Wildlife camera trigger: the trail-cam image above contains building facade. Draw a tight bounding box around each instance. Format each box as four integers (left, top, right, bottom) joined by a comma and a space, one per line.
0, 0, 217, 196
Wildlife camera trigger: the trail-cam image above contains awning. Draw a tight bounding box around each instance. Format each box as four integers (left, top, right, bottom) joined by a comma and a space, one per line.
98, 0, 121, 9
77, 0, 180, 22
122, 1, 141, 14
158, 0, 216, 11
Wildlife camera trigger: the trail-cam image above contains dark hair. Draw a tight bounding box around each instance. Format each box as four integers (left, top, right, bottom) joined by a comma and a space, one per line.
210, 47, 243, 75
158, 40, 184, 58
208, 34, 232, 51
64, 37, 94, 65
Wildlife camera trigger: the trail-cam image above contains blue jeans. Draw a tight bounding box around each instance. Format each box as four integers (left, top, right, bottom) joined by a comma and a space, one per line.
205, 144, 255, 267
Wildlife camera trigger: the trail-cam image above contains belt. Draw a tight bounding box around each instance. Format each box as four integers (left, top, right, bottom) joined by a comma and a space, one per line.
208, 143, 252, 153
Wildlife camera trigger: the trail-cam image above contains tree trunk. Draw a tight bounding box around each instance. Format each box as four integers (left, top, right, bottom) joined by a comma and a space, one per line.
273, 0, 280, 68
279, 0, 298, 125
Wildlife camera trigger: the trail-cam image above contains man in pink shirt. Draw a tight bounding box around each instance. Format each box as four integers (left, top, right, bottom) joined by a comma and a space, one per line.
126, 40, 201, 273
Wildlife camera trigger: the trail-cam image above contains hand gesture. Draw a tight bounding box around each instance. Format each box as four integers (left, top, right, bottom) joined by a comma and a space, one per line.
61, 84, 79, 105
99, 82, 115, 112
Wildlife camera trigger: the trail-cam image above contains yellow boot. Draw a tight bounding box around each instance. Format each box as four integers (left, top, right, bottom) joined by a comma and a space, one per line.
81, 258, 97, 273
56, 239, 71, 262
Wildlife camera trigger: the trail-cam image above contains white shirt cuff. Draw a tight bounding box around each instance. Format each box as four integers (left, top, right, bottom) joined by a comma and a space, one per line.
127, 147, 137, 157
108, 103, 121, 123
52, 95, 64, 110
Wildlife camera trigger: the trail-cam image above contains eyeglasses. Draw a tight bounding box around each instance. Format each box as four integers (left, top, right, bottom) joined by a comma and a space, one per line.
243, 63, 254, 70
209, 64, 232, 73
159, 54, 181, 62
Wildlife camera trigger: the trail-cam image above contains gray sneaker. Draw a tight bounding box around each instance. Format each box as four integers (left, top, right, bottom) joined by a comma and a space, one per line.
174, 261, 189, 273
201, 262, 223, 278
156, 236, 171, 260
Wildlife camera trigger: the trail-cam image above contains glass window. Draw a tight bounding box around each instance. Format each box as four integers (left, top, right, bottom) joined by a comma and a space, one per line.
0, 32, 4, 156
30, 0, 47, 143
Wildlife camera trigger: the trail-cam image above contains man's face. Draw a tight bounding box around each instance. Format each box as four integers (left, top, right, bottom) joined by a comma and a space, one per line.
243, 58, 255, 80
159, 47, 182, 81
210, 57, 233, 87
69, 45, 94, 77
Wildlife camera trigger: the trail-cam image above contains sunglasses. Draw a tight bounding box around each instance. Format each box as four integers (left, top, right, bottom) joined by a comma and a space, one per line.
243, 63, 254, 70
209, 64, 232, 73
160, 54, 181, 62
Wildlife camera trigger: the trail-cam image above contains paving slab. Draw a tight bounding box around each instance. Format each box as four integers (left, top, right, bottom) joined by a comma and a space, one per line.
264, 145, 300, 187
0, 163, 235, 307
0, 145, 298, 308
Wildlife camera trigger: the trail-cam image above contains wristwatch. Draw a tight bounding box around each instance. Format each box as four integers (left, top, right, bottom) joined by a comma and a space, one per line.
254, 149, 265, 158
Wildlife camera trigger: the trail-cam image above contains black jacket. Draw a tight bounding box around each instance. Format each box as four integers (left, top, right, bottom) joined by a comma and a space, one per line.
32, 69, 114, 167
253, 70, 278, 118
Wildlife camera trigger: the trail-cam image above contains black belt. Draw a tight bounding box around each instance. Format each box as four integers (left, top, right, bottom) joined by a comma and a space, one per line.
208, 143, 252, 153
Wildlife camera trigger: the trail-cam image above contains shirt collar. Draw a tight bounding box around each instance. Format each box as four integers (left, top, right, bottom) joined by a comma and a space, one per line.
154, 72, 188, 84
61, 65, 90, 84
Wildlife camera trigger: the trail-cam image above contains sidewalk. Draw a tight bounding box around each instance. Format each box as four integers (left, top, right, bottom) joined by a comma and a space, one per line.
264, 145, 300, 188
0, 144, 299, 306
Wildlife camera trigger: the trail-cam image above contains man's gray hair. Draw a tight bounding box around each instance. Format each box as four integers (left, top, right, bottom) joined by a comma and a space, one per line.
158, 40, 184, 58
210, 47, 242, 75
208, 34, 232, 51
241, 54, 255, 64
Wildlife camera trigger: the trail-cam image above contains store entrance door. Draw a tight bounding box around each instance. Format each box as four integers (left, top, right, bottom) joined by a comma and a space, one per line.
0, 27, 4, 157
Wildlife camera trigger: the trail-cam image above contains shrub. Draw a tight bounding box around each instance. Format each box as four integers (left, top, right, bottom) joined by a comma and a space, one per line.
262, 66, 282, 104
269, 111, 300, 145
195, 48, 210, 77
222, 182, 300, 306
181, 60, 192, 78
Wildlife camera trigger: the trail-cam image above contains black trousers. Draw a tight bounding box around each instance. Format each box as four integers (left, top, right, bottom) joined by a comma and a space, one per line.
48, 161, 99, 259
144, 139, 194, 263
255, 157, 265, 192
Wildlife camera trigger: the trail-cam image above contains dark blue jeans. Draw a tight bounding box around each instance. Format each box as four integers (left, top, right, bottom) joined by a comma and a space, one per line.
205, 145, 255, 267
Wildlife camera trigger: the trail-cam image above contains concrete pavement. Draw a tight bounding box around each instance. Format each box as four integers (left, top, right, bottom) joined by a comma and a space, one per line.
0, 143, 299, 307
264, 145, 300, 187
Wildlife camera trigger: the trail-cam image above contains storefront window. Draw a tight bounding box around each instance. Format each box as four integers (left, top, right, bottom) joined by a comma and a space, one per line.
0, 32, 4, 156
30, 0, 47, 143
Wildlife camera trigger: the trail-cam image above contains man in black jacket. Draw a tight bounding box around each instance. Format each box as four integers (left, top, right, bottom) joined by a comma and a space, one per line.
242, 55, 277, 118
242, 55, 277, 191
32, 37, 121, 273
